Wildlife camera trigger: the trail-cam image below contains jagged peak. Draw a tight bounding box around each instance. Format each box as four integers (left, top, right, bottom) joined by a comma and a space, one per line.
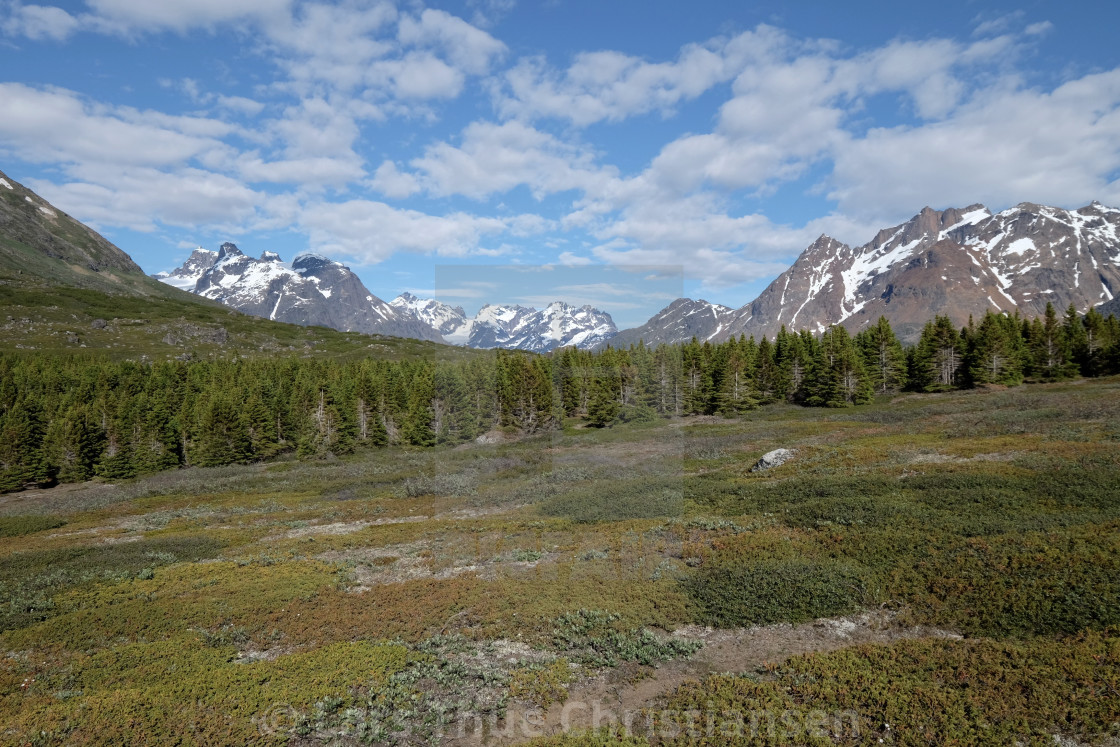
260, 250, 282, 262
292, 252, 337, 270
217, 242, 242, 259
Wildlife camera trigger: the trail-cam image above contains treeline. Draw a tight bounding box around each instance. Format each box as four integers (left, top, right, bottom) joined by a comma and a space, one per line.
1, 303, 1118, 492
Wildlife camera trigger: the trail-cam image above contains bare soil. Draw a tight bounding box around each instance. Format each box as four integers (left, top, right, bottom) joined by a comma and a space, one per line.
451, 610, 960, 745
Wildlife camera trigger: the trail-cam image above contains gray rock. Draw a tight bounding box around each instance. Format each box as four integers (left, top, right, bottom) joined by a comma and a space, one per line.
750, 448, 796, 472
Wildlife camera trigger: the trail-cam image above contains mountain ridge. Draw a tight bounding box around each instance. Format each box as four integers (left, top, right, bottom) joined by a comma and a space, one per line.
155, 242, 443, 341
390, 293, 617, 352
608, 200, 1120, 346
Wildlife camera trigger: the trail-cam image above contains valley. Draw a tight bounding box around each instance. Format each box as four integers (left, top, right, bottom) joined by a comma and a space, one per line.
2, 377, 1119, 744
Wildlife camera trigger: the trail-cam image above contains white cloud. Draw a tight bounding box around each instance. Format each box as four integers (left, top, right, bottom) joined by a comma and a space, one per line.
0, 83, 232, 168
236, 155, 363, 185
2, 3, 78, 40
217, 95, 265, 116
464, 0, 516, 28
558, 251, 593, 266
397, 8, 505, 75
493, 26, 788, 126
407, 120, 613, 200
370, 160, 420, 198
31, 166, 263, 232
265, 1, 397, 94
299, 199, 509, 263
84, 0, 291, 34
372, 51, 465, 99
270, 97, 361, 158
828, 70, 1120, 218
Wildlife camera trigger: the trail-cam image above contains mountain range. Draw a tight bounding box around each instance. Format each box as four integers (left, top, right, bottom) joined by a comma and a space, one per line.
156, 249, 618, 352
599, 201, 1120, 346
388, 292, 616, 351
6, 160, 1117, 352
154, 243, 441, 342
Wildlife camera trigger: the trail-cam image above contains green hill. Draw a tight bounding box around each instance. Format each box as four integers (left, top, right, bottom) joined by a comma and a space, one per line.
0, 168, 470, 362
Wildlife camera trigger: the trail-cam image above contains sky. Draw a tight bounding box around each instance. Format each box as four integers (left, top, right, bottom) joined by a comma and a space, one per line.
1, 0, 1119, 327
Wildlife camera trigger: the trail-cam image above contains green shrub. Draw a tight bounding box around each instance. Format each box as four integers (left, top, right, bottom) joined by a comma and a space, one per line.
551, 609, 701, 667
540, 478, 684, 523
684, 557, 868, 627
0, 535, 225, 632
0, 515, 67, 537
659, 631, 1120, 746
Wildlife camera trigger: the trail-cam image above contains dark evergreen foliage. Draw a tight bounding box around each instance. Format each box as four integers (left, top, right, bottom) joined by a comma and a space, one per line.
1, 308, 1118, 492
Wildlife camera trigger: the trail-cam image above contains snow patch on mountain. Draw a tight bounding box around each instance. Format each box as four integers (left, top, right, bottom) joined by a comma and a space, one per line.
155, 243, 443, 342
616, 200, 1120, 347
391, 294, 616, 351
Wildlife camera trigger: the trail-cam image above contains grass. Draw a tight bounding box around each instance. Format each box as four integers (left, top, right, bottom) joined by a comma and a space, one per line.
0, 278, 487, 363
1, 376, 1119, 744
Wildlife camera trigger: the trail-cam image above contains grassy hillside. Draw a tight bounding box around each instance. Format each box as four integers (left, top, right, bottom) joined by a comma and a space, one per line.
1, 377, 1117, 745
0, 167, 474, 362
0, 280, 477, 362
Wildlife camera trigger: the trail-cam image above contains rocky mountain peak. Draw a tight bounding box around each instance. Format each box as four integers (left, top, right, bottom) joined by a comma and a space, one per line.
616, 199, 1120, 347
291, 252, 333, 271
217, 242, 242, 259
156, 243, 443, 342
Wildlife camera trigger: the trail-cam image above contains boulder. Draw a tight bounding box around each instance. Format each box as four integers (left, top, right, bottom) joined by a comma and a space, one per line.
750, 448, 796, 472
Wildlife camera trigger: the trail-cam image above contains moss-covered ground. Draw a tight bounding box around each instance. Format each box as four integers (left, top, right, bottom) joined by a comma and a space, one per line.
2, 377, 1119, 745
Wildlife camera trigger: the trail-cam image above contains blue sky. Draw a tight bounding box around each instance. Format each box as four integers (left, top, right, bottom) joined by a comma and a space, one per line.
1, 0, 1119, 327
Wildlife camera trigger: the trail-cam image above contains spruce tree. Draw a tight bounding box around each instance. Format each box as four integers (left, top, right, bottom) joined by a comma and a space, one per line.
856, 316, 907, 393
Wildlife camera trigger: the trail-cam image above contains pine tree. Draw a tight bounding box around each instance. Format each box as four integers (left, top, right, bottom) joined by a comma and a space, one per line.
806, 326, 873, 407
585, 370, 621, 427
1028, 302, 1073, 380
856, 316, 907, 393
965, 312, 1024, 386
754, 337, 778, 403
912, 316, 963, 391
1081, 307, 1109, 377
0, 398, 53, 490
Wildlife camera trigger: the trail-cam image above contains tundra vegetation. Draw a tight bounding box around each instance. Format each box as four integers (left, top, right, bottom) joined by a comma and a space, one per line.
0, 309, 1118, 745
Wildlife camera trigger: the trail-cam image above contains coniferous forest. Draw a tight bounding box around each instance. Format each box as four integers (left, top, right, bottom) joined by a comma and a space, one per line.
2, 303, 1118, 493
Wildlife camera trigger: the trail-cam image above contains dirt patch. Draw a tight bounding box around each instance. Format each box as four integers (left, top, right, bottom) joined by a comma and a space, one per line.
282, 515, 428, 539
458, 610, 959, 745
907, 451, 1019, 465
319, 542, 559, 590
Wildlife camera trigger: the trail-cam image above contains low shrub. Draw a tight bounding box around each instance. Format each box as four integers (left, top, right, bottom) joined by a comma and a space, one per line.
0, 515, 66, 537
657, 631, 1120, 746
683, 557, 869, 627
551, 609, 701, 667
540, 478, 684, 523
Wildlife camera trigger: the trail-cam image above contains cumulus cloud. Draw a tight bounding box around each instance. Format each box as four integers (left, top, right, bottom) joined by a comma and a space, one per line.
30, 166, 264, 232
828, 70, 1120, 217
494, 26, 788, 126
397, 8, 506, 76
406, 120, 613, 200
370, 160, 420, 198
83, 0, 291, 34
1, 3, 79, 40
299, 199, 509, 263
0, 83, 233, 168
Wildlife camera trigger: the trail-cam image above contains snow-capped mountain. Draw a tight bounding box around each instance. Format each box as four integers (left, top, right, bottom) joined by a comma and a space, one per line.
601, 298, 735, 349
155, 243, 443, 341
389, 292, 469, 336
615, 201, 1120, 345
153, 247, 217, 290
390, 293, 617, 351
